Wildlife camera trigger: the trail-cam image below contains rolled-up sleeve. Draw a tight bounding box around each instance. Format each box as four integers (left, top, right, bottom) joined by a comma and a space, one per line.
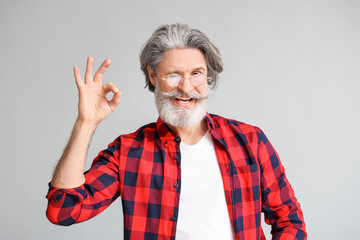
46, 137, 121, 226
257, 129, 307, 239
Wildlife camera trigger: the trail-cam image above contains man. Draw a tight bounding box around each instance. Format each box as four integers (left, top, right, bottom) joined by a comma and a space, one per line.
46, 23, 306, 239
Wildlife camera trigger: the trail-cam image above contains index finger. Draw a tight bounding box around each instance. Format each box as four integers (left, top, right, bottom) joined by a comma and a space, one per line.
94, 58, 111, 83
84, 56, 94, 84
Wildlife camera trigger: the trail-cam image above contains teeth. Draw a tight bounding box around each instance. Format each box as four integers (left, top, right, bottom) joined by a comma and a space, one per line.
176, 97, 191, 101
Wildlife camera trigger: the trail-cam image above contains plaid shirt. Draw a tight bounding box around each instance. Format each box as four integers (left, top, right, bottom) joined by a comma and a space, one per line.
46, 113, 306, 239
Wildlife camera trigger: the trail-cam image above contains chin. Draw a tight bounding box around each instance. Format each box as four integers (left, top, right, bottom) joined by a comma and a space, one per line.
155, 87, 208, 128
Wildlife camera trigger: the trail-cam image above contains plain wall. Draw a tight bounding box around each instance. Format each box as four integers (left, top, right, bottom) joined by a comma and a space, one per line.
1, 0, 359, 239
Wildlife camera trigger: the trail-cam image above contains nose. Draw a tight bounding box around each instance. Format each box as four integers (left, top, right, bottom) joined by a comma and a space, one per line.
178, 75, 194, 94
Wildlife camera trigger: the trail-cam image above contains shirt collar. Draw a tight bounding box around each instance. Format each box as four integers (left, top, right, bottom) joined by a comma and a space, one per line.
155, 117, 178, 147
205, 113, 223, 141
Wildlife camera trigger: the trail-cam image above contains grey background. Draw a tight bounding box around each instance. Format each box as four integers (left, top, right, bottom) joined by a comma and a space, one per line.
1, 0, 359, 239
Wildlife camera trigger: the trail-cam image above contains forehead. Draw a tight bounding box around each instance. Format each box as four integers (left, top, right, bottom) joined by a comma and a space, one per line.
158, 48, 207, 73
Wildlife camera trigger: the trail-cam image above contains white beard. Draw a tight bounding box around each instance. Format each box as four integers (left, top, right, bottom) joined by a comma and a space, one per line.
154, 83, 209, 127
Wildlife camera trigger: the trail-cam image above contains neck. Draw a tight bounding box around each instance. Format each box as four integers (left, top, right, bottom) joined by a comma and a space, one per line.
168, 120, 208, 145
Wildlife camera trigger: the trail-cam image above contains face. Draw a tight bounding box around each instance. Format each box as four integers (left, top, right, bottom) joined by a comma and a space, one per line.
148, 48, 209, 127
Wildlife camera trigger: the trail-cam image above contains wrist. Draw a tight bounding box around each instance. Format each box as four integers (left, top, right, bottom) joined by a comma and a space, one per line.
74, 118, 98, 132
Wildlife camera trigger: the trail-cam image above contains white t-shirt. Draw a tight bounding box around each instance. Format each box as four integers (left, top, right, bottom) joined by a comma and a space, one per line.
176, 132, 234, 239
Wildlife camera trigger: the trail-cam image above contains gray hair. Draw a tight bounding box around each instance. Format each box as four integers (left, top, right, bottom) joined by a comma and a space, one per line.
140, 23, 223, 92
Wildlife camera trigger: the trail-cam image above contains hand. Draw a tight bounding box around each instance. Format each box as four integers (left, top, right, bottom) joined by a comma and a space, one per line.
74, 56, 122, 126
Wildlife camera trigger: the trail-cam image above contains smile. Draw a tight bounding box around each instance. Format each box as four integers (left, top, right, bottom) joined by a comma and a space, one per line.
174, 97, 194, 107
176, 97, 192, 102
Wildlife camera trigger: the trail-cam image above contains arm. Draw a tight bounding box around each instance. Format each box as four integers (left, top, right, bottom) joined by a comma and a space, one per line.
257, 129, 307, 240
46, 57, 122, 225
51, 56, 121, 189
46, 137, 121, 225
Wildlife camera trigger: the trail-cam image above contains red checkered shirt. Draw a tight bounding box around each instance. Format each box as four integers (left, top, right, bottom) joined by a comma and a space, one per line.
46, 113, 306, 239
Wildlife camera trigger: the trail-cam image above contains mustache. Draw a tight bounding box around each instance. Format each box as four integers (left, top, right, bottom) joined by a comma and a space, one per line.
159, 90, 207, 100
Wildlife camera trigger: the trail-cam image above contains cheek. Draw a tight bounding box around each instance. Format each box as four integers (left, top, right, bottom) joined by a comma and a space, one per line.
156, 81, 175, 93
197, 85, 207, 95
162, 85, 176, 93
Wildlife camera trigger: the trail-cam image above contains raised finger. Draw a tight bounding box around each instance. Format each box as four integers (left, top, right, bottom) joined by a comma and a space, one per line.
94, 58, 111, 83
84, 56, 93, 84
73, 66, 84, 89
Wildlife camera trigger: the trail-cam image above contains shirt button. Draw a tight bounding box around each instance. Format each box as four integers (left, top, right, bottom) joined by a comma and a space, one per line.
165, 141, 168, 145
174, 155, 179, 160
171, 216, 176, 221
175, 137, 181, 143
174, 183, 179, 188
54, 194, 63, 202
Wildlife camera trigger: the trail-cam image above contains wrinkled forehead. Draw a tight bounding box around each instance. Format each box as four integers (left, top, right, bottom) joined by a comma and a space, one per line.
158, 48, 207, 73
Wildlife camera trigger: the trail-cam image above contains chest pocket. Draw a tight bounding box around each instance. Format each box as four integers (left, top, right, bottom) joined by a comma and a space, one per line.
234, 163, 261, 216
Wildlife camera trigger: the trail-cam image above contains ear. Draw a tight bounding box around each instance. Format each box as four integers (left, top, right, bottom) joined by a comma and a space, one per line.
147, 65, 156, 87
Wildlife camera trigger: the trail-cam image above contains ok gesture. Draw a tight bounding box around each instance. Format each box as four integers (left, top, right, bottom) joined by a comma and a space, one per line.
74, 57, 122, 126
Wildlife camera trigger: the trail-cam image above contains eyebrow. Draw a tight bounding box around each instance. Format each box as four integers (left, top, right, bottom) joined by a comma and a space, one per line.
164, 67, 207, 75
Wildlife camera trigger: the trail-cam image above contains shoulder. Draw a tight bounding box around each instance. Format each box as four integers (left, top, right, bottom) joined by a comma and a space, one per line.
209, 114, 274, 152
209, 113, 262, 135
118, 122, 157, 142
207, 113, 269, 148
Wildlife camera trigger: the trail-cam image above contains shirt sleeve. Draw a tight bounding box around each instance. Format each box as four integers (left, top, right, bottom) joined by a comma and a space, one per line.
257, 129, 307, 240
45, 136, 121, 226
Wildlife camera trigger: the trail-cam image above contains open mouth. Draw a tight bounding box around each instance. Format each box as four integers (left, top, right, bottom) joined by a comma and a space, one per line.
176, 96, 193, 103
174, 96, 194, 107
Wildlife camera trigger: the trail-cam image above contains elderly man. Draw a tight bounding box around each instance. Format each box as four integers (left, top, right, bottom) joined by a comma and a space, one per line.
46, 23, 306, 239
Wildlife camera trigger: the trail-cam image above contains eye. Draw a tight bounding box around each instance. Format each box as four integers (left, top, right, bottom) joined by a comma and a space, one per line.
191, 72, 204, 79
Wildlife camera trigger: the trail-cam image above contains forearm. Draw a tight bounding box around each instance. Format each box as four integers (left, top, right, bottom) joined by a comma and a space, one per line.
46, 133, 121, 226
51, 119, 97, 188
